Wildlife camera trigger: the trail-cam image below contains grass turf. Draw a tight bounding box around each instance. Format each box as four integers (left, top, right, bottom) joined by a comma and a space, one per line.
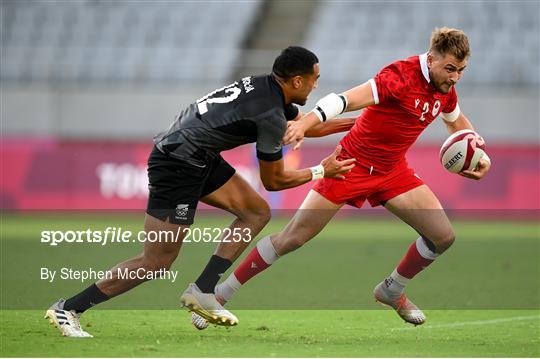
1, 309, 539, 357
1, 213, 539, 356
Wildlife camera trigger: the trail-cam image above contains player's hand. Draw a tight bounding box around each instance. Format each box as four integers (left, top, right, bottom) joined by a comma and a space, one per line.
459, 157, 491, 180
283, 120, 306, 150
320, 145, 356, 179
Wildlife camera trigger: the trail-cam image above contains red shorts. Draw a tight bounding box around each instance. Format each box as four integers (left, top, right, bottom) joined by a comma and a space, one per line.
313, 160, 424, 208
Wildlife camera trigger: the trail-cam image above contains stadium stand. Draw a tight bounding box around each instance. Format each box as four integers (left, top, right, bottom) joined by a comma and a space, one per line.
2, 1, 537, 86
304, 1, 539, 87
1, 0, 262, 84
1, 1, 538, 141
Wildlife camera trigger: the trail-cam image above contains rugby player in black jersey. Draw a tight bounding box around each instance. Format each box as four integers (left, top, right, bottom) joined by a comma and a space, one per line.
45, 47, 356, 336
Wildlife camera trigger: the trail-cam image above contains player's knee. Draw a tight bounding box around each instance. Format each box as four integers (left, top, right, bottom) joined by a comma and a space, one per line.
239, 202, 271, 227
433, 230, 456, 253
141, 253, 176, 273
254, 204, 271, 226
284, 221, 315, 251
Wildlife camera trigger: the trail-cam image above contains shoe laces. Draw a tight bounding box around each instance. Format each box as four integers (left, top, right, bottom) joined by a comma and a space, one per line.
65, 310, 84, 331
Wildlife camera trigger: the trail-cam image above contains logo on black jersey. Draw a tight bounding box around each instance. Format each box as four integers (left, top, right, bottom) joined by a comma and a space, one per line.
242, 76, 255, 93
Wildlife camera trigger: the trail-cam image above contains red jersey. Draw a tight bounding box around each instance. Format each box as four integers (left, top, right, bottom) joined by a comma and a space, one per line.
341, 53, 460, 174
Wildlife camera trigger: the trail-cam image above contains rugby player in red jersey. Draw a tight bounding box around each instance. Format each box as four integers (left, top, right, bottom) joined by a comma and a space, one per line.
200, 27, 491, 327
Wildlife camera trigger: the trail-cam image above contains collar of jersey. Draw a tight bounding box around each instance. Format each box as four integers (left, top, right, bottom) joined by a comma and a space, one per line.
419, 52, 431, 83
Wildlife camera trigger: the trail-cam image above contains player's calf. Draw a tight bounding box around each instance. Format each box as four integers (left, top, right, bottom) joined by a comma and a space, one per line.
272, 231, 309, 255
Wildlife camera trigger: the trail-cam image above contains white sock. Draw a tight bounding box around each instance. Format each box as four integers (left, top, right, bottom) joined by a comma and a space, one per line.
383, 269, 410, 296
215, 235, 279, 302
215, 273, 241, 303
256, 235, 279, 264
415, 236, 439, 260
383, 237, 438, 297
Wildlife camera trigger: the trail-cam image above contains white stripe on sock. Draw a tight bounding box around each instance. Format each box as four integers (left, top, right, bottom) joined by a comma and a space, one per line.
225, 273, 241, 291
415, 237, 438, 260
256, 235, 279, 265
215, 273, 241, 302
390, 268, 410, 286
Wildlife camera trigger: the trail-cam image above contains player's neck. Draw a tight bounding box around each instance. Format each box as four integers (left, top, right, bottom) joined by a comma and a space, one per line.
272, 73, 292, 105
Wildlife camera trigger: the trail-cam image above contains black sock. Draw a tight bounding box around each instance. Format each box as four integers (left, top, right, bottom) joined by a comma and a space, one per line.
63, 283, 109, 313
195, 255, 232, 293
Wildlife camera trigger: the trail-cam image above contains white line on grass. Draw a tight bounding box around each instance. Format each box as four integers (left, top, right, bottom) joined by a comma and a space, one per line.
391, 314, 540, 331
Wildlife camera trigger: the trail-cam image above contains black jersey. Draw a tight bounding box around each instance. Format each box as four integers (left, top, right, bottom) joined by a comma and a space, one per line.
154, 74, 299, 166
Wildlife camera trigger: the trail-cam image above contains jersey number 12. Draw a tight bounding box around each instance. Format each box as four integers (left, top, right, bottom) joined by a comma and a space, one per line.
197, 82, 241, 115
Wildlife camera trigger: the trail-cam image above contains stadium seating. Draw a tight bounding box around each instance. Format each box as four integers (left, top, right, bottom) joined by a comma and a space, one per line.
304, 1, 539, 86
1, 0, 262, 84
2, 1, 537, 86
1, 1, 537, 142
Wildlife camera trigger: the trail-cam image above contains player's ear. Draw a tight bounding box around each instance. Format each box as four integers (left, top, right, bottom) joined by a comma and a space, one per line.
291, 75, 303, 89
427, 53, 434, 68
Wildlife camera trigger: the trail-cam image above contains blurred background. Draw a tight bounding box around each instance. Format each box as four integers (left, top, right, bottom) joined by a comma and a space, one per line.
1, 0, 539, 211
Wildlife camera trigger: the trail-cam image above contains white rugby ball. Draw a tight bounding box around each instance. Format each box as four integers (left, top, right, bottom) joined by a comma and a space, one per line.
439, 129, 487, 173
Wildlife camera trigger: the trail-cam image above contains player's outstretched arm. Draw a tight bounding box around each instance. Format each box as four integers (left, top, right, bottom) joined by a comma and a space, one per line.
341, 81, 376, 111
258, 145, 355, 191
443, 112, 491, 180
286, 112, 356, 140
284, 81, 375, 150
301, 118, 357, 138
443, 111, 475, 133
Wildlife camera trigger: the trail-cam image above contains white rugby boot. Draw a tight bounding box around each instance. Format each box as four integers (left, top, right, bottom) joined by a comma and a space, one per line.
190, 292, 227, 330
374, 282, 426, 325
181, 283, 238, 327
191, 312, 209, 330
44, 299, 93, 337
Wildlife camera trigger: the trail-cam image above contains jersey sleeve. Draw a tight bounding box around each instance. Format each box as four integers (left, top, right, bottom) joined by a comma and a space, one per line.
440, 87, 460, 122
255, 110, 287, 162
371, 63, 407, 105
284, 104, 299, 120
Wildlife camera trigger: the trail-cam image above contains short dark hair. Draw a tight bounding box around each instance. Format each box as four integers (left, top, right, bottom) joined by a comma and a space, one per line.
272, 46, 319, 80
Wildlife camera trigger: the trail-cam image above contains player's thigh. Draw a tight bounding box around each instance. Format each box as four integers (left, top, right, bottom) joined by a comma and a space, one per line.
273, 189, 343, 254
200, 166, 269, 220
384, 184, 454, 243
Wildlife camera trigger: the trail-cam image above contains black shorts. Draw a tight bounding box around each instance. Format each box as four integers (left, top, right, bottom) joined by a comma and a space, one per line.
146, 146, 236, 225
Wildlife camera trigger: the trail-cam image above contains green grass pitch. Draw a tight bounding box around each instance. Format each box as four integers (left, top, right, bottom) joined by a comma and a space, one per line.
1, 213, 539, 357
2, 309, 539, 357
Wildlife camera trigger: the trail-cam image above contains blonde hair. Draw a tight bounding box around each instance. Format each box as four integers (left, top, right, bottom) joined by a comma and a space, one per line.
430, 27, 470, 61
